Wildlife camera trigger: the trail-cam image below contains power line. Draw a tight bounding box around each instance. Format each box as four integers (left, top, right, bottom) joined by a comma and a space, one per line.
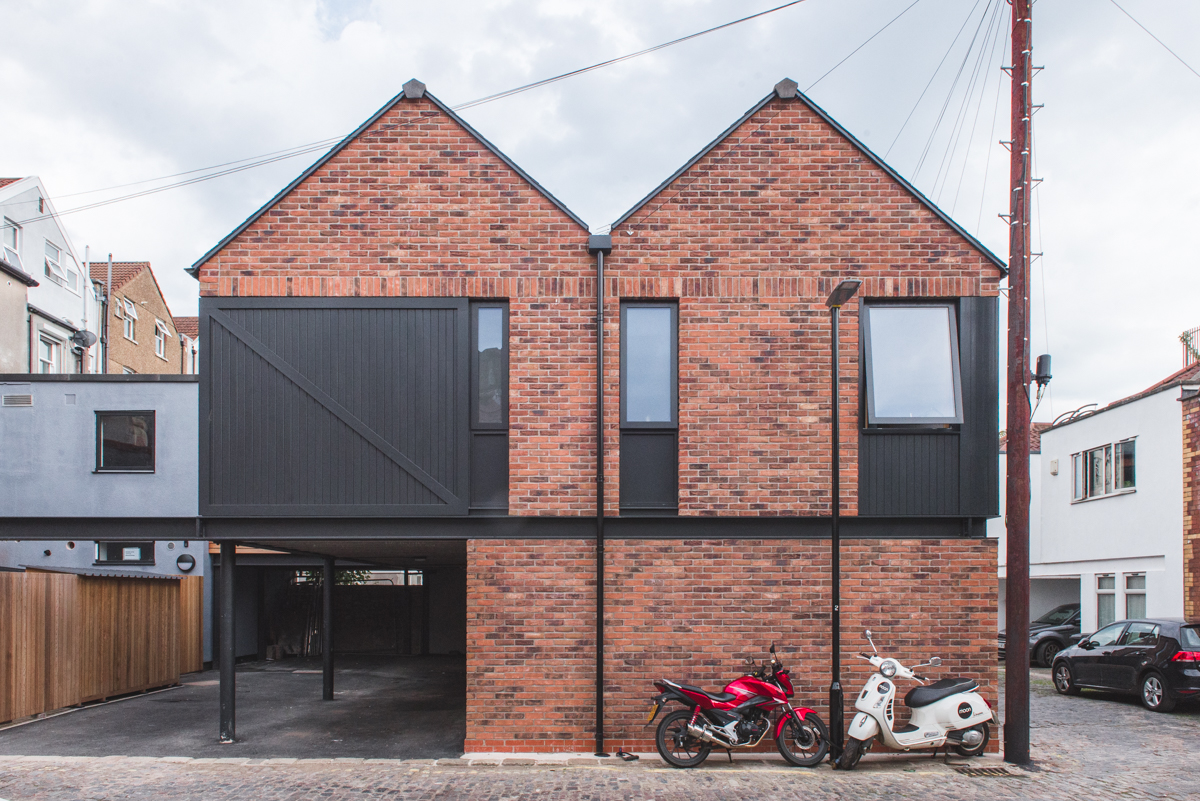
11, 0, 813, 224
805, 0, 923, 92
975, 17, 1011, 234
1108, 0, 1200, 81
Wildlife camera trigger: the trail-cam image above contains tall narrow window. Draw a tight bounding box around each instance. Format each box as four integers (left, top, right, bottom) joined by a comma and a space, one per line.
38, 337, 60, 374
155, 319, 170, 358
2, 218, 21, 268
122, 298, 138, 341
1125, 574, 1146, 619
863, 303, 963, 425
470, 302, 508, 512
620, 302, 678, 514
1097, 574, 1116, 628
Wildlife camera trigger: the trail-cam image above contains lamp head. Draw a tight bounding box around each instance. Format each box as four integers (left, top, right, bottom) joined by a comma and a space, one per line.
825, 279, 862, 309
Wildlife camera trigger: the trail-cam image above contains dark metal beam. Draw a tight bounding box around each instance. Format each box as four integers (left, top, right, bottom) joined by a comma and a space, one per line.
588, 234, 612, 759
219, 541, 236, 743
323, 556, 335, 701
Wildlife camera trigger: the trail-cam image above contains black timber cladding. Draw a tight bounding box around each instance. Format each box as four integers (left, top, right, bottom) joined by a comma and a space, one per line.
857, 296, 999, 517
200, 297, 469, 516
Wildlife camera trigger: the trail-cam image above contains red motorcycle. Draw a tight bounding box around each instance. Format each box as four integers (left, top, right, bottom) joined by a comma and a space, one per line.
647, 643, 829, 768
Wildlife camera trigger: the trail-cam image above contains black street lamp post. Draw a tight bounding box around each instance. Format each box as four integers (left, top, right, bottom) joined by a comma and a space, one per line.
825, 279, 861, 755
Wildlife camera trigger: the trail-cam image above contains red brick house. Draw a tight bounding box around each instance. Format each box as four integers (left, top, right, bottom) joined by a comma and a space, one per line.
190, 78, 1004, 753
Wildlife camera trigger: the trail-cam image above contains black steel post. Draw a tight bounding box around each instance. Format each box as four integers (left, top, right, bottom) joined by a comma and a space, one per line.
588, 234, 612, 758
323, 556, 335, 701
219, 540, 236, 743
829, 305, 844, 754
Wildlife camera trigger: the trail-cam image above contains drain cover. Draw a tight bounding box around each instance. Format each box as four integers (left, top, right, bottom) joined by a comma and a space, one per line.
955, 767, 1015, 777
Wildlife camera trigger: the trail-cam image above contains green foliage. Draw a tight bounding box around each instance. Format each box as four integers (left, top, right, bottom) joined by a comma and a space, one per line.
296, 568, 371, 585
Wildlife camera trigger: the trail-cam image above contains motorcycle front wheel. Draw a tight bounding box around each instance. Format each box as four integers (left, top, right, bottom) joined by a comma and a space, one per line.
835, 736, 865, 770
655, 709, 711, 768
776, 712, 829, 767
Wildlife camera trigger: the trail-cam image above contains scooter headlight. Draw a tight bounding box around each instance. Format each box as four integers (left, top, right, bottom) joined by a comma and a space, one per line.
880, 660, 898, 678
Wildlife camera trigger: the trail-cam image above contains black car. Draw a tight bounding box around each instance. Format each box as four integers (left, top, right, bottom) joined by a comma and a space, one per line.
1051, 618, 1200, 712
998, 603, 1082, 667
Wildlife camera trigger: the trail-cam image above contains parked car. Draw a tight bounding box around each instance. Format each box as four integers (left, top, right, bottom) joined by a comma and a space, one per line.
998, 603, 1082, 667
1051, 618, 1200, 712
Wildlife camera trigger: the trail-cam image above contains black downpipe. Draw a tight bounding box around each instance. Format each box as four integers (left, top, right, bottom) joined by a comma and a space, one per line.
588, 234, 612, 758
219, 540, 236, 743
828, 306, 843, 754
322, 556, 335, 700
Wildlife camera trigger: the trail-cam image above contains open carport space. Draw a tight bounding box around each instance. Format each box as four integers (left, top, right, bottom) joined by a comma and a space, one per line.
0, 655, 465, 759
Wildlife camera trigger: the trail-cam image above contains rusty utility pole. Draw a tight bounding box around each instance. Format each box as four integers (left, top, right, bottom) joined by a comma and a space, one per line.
1005, 0, 1034, 766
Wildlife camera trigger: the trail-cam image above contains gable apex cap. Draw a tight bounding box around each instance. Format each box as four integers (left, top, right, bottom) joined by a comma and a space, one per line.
403, 79, 426, 99
774, 78, 798, 99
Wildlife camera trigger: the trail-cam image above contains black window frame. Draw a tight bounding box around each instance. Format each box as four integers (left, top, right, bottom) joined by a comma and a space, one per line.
862, 301, 965, 427
470, 302, 509, 429
95, 541, 156, 566
95, 410, 156, 473
619, 301, 679, 429
469, 301, 509, 513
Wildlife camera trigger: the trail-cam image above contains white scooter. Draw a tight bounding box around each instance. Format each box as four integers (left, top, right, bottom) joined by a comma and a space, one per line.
835, 630, 997, 770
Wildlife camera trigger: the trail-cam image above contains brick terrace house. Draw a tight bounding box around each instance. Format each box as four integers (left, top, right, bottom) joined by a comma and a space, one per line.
187, 78, 1004, 752
92, 261, 185, 375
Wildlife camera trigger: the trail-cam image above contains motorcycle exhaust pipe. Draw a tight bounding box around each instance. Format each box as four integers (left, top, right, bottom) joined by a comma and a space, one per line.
687, 723, 735, 747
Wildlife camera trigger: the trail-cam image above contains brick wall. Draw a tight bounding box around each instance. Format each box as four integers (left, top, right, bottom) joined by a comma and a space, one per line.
1184, 394, 1200, 621
465, 538, 998, 753
107, 268, 182, 375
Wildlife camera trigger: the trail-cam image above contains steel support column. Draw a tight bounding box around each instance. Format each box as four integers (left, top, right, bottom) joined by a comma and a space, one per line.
1005, 0, 1034, 766
323, 556, 335, 701
219, 540, 236, 743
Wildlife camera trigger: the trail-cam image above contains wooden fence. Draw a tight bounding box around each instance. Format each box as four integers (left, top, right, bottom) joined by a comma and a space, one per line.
0, 570, 203, 723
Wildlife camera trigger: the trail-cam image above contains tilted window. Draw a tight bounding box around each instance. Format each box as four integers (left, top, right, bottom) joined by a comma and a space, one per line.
2, 218, 21, 268
155, 319, 170, 358
96, 411, 155, 472
863, 304, 963, 425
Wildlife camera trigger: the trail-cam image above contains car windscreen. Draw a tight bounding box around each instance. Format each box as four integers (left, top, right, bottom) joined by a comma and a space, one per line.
1181, 627, 1200, 649
1034, 605, 1078, 626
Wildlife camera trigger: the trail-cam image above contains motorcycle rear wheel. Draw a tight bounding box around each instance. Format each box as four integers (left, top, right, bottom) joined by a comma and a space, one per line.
655, 709, 712, 768
835, 736, 865, 770
776, 712, 829, 767
953, 722, 990, 757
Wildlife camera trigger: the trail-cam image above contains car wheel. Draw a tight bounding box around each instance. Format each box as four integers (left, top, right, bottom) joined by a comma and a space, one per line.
1140, 672, 1176, 713
1052, 661, 1080, 696
1036, 640, 1061, 668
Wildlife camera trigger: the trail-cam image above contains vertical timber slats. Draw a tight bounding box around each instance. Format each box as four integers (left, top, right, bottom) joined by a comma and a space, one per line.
0, 571, 196, 722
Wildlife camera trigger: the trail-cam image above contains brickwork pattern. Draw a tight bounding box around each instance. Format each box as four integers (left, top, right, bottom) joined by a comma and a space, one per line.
466, 538, 997, 753
1184, 395, 1200, 621
106, 267, 182, 375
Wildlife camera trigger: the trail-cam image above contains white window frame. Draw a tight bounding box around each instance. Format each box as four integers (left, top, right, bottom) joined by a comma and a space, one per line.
44, 240, 70, 289
1071, 437, 1136, 503
1097, 574, 1116, 628
1125, 573, 1146, 619
122, 298, 138, 341
38, 336, 61, 374
154, 319, 170, 359
2, 217, 21, 268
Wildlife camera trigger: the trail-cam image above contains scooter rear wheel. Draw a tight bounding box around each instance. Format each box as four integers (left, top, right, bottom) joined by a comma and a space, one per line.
776, 712, 829, 767
953, 722, 990, 757
835, 736, 865, 770
655, 709, 711, 768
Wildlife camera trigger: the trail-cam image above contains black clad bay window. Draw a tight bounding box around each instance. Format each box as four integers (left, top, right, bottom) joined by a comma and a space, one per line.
471, 303, 509, 512
620, 302, 678, 515
863, 303, 963, 425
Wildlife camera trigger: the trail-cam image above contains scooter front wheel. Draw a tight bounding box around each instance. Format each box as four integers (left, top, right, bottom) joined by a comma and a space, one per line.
655, 709, 712, 768
776, 712, 829, 767
835, 736, 865, 770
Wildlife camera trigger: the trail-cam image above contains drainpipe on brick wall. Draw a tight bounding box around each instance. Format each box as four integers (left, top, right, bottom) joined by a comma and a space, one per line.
588, 234, 612, 758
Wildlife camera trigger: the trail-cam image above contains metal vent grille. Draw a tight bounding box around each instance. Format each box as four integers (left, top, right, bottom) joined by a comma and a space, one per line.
955, 767, 1015, 777
2, 394, 33, 407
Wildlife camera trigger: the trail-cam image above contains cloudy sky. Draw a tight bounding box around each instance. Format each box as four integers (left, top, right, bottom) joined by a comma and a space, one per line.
2, 0, 1196, 421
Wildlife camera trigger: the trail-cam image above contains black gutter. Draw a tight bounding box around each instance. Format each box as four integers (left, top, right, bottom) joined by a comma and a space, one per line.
588, 234, 612, 758
27, 304, 80, 333
610, 78, 1007, 274
0, 258, 38, 286
188, 79, 588, 277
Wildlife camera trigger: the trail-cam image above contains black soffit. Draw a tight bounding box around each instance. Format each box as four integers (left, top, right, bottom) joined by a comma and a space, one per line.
188, 78, 589, 277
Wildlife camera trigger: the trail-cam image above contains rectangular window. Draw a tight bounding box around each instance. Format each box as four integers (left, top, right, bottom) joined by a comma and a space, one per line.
38, 337, 60, 374
44, 240, 73, 290
122, 298, 138, 341
96, 541, 154, 565
1097, 574, 1116, 628
1072, 439, 1136, 501
96, 411, 155, 472
863, 303, 963, 425
2, 217, 20, 268
154, 319, 170, 358
470, 302, 509, 511
1126, 573, 1146, 619
620, 302, 678, 514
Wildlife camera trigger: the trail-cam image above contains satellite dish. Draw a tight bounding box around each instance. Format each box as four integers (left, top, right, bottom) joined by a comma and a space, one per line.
71, 330, 98, 348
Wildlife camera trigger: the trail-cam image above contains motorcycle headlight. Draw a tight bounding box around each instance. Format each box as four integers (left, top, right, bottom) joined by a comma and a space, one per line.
880, 660, 898, 678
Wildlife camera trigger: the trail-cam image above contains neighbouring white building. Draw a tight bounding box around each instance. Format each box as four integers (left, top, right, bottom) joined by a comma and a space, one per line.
0, 176, 103, 373
995, 359, 1200, 633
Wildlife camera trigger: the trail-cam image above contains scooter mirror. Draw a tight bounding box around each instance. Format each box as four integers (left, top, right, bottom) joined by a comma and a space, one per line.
930, 657, 942, 667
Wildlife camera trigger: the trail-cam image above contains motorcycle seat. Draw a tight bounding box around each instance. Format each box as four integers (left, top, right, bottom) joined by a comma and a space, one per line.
664, 679, 736, 703
904, 678, 978, 708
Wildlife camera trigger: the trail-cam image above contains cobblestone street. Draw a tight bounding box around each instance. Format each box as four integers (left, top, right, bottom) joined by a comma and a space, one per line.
1, 669, 1198, 800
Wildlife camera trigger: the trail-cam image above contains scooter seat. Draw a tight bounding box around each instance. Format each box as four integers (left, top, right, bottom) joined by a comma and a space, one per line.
665, 680, 736, 703
904, 678, 978, 708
